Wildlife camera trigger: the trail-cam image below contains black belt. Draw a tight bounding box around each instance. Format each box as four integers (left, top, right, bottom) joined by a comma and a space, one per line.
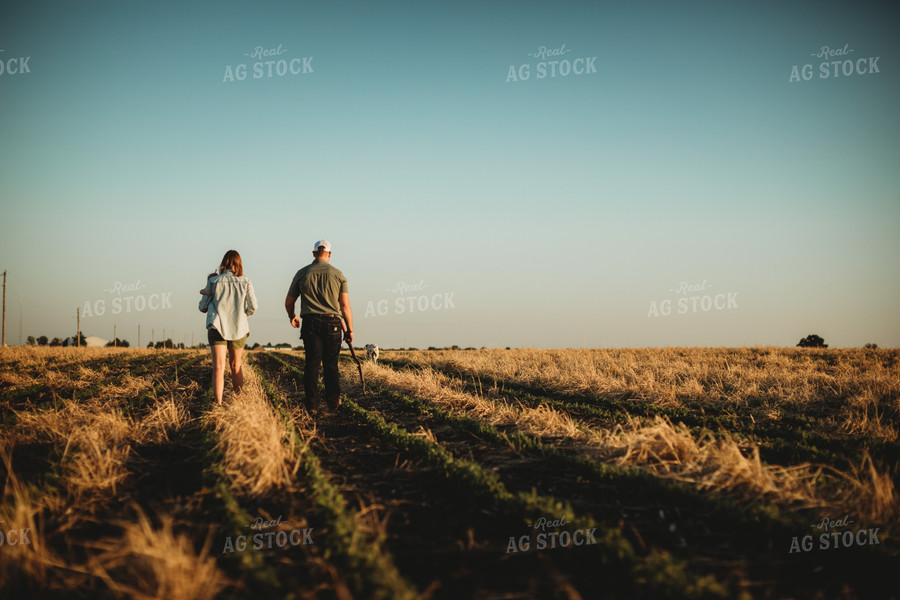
304, 313, 340, 320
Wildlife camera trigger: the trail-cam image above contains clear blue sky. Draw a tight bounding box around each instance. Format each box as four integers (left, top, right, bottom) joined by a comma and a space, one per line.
1, 0, 898, 348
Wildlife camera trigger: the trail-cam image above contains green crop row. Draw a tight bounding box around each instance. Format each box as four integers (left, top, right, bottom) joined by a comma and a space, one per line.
124, 352, 207, 415
380, 358, 889, 473
196, 384, 288, 599
265, 352, 730, 598
70, 351, 189, 402
369, 382, 801, 532
247, 355, 419, 600
338, 396, 727, 599
1, 350, 163, 406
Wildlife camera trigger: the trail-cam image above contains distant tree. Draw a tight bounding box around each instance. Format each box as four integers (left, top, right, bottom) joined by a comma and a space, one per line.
275, 342, 291, 349
864, 342, 878, 349
248, 342, 260, 350
106, 338, 130, 348
451, 345, 460, 351
50, 337, 62, 347
797, 334, 828, 348
64, 333, 87, 347
26, 336, 36, 346
37, 336, 48, 346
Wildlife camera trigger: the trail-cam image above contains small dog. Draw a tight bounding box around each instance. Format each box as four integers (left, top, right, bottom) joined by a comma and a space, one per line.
365, 344, 380, 364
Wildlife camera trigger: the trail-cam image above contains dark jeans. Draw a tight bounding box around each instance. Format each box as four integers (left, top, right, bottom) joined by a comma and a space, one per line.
300, 315, 342, 411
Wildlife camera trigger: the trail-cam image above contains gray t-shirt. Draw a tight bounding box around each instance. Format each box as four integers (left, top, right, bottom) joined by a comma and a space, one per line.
287, 259, 348, 316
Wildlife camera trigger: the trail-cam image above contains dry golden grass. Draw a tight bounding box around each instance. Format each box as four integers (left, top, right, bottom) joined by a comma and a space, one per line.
138, 393, 193, 444
2, 441, 227, 599
207, 361, 295, 497
597, 416, 894, 519
15, 399, 134, 497
0, 442, 67, 585
11, 379, 191, 499
0, 368, 37, 390
0, 346, 150, 370
97, 373, 156, 402
353, 360, 897, 522
390, 347, 900, 441
84, 507, 227, 600
2, 352, 225, 598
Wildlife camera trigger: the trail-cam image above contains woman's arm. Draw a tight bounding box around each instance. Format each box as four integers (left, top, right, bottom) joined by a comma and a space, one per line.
245, 279, 258, 316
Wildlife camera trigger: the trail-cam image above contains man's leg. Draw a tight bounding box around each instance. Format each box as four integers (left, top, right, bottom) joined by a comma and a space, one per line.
322, 320, 343, 409
301, 320, 323, 412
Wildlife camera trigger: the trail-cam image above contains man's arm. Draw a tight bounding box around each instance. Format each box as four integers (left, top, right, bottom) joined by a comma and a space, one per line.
285, 295, 301, 328
339, 291, 353, 343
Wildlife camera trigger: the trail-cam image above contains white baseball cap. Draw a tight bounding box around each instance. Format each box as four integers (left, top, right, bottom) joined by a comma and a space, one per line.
313, 239, 332, 252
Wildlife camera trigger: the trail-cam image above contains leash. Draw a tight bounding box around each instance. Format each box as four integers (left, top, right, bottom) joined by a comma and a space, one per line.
346, 340, 366, 394
340, 319, 366, 395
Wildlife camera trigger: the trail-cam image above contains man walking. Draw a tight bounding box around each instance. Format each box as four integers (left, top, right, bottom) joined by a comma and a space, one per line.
285, 239, 354, 414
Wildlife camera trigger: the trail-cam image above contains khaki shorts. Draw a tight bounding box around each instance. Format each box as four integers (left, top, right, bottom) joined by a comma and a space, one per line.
208, 328, 248, 349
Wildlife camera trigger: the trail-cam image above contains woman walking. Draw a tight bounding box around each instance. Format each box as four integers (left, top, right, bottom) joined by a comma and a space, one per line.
199, 250, 258, 404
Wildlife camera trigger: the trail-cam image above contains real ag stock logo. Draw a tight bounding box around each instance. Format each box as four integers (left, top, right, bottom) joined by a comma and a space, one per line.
0, 520, 32, 547
363, 279, 456, 318
81, 280, 173, 318
647, 279, 738, 318
0, 48, 31, 77
789, 43, 880, 82
506, 515, 598, 554
223, 43, 314, 82
505, 43, 597, 83
788, 514, 881, 553
221, 514, 314, 554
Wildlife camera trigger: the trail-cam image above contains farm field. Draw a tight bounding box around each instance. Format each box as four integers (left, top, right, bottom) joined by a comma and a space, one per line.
0, 346, 897, 599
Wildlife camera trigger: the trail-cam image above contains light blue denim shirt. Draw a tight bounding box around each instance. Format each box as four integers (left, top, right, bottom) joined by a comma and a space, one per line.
198, 270, 258, 340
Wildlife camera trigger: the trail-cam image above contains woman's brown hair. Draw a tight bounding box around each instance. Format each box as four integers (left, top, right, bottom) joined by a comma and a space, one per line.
219, 250, 243, 277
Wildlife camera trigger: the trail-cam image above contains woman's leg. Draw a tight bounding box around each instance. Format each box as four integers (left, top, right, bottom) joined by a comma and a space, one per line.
229, 346, 244, 395
212, 344, 227, 404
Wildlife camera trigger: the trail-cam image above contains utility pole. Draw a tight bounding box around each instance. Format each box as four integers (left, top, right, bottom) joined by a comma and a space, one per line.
19, 293, 23, 346
76, 308, 81, 347
138, 325, 141, 348
114, 325, 117, 347
2, 270, 6, 346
